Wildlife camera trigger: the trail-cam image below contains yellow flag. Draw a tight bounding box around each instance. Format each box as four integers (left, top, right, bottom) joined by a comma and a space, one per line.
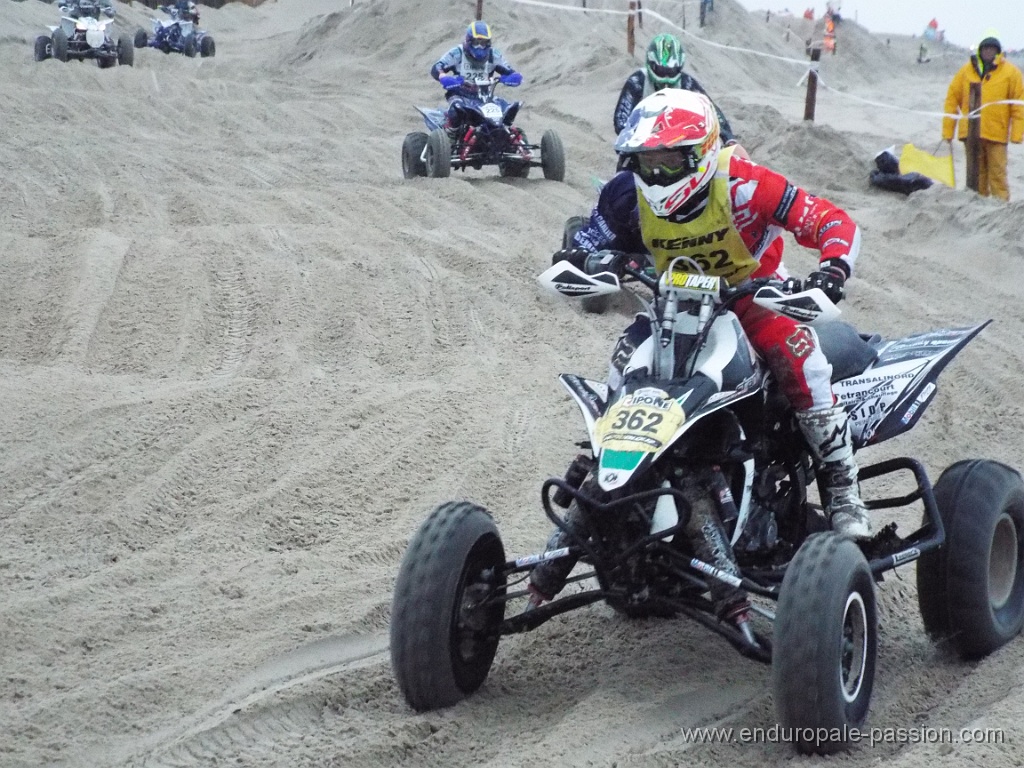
899, 143, 955, 188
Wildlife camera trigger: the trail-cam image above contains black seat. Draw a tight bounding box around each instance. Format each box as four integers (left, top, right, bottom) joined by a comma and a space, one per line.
815, 321, 879, 382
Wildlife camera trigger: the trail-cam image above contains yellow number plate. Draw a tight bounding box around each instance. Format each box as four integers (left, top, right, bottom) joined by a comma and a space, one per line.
595, 388, 686, 453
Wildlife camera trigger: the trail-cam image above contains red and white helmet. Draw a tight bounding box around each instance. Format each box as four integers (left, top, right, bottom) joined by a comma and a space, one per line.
614, 89, 722, 217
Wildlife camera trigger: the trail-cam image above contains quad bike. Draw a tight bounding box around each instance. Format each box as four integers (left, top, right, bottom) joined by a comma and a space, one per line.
35, 2, 133, 67
389, 254, 1024, 754
402, 74, 565, 181
134, 3, 216, 58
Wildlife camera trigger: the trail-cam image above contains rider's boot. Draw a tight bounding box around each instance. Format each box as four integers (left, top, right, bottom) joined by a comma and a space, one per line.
526, 508, 586, 610
795, 404, 872, 539
443, 105, 463, 142
443, 117, 460, 142
682, 479, 749, 624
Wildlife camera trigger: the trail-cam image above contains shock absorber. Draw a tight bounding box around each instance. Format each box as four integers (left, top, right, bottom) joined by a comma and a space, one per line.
552, 454, 595, 508
708, 464, 739, 525
460, 128, 477, 163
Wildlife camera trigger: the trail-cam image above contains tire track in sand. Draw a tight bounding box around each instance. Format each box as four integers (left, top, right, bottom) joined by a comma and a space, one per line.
47, 230, 129, 364
100, 634, 388, 767
209, 258, 256, 379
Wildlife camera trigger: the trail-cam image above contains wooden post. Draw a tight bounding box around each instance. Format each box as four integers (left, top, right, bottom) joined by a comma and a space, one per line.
803, 47, 821, 121
475, 0, 483, 21
966, 82, 981, 192
699, 0, 706, 28
638, 0, 643, 28
627, 1, 635, 56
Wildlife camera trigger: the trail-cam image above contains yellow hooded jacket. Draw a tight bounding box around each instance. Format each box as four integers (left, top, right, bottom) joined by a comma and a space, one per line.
942, 42, 1024, 144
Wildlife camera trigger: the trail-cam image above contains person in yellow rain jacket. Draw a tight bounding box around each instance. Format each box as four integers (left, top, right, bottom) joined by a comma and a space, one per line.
942, 34, 1024, 201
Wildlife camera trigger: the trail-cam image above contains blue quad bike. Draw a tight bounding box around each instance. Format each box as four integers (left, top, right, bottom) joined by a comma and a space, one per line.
134, 4, 215, 58
402, 74, 565, 181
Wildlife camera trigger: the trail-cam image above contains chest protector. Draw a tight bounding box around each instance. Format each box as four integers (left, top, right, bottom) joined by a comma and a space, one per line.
457, 49, 492, 80
638, 147, 759, 285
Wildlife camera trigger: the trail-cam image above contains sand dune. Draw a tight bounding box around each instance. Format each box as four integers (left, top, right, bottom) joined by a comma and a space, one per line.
3, 0, 1024, 765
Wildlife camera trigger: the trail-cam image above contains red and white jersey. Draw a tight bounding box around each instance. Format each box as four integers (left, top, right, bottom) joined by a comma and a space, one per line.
723, 151, 861, 279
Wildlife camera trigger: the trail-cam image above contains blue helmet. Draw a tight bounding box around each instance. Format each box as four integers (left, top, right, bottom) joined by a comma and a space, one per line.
464, 21, 492, 62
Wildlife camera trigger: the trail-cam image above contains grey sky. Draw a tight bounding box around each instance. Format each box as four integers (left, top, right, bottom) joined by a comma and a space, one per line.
733, 1, 1024, 51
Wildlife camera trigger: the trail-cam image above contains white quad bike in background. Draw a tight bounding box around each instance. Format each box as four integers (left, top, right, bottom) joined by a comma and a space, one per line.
34, 2, 133, 68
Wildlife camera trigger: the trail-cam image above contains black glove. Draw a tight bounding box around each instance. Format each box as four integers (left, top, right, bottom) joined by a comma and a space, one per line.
805, 259, 849, 304
779, 276, 803, 295
551, 247, 589, 271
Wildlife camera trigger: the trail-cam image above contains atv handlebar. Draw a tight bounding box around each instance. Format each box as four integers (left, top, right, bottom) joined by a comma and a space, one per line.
591, 252, 794, 301
439, 73, 521, 92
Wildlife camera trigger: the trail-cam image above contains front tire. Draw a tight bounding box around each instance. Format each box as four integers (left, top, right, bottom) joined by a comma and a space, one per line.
401, 132, 428, 179
425, 128, 451, 178
541, 129, 566, 182
134, 28, 148, 48
51, 28, 69, 62
200, 35, 215, 57
183, 35, 197, 58
772, 532, 878, 754
916, 459, 1024, 658
390, 501, 506, 711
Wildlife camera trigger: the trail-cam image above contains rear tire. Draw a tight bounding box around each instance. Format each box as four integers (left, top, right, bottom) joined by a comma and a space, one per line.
425, 128, 451, 178
34, 35, 51, 61
390, 502, 506, 711
401, 132, 428, 179
200, 35, 215, 57
772, 532, 877, 754
561, 215, 587, 251
498, 158, 530, 178
541, 129, 566, 182
916, 459, 1024, 658
51, 29, 69, 62
134, 28, 148, 48
117, 35, 134, 66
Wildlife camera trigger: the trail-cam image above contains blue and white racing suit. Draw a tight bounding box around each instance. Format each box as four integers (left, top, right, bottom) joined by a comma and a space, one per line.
430, 46, 518, 132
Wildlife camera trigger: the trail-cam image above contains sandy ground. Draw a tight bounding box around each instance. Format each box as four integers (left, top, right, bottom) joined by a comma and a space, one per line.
3, 0, 1024, 766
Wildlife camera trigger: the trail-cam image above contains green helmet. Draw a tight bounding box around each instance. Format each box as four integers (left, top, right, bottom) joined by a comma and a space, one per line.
646, 34, 685, 88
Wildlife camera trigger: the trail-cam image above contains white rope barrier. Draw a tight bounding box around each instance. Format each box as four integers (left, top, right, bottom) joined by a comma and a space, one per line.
498, 0, 632, 16
643, 7, 811, 64
498, 0, 1024, 125
815, 75, 1024, 121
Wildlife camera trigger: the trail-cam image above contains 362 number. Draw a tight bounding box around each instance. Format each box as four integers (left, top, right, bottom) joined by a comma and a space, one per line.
610, 408, 664, 433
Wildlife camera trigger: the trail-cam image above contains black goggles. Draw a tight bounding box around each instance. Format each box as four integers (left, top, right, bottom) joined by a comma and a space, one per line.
649, 61, 681, 80
634, 147, 703, 185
